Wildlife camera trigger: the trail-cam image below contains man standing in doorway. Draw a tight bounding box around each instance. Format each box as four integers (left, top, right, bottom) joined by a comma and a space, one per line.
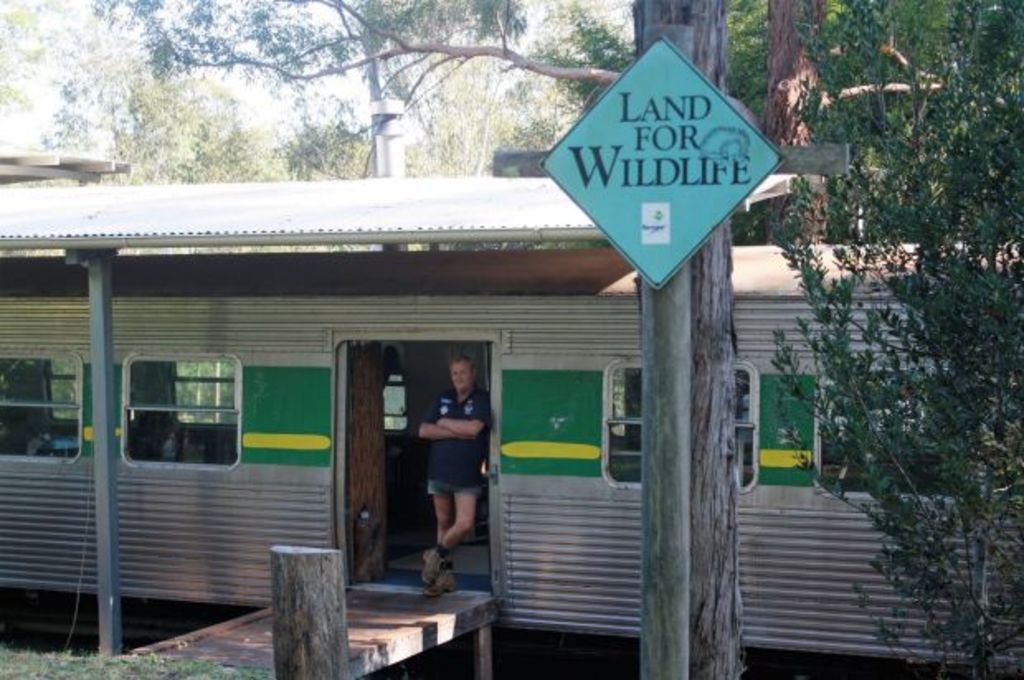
418, 354, 491, 597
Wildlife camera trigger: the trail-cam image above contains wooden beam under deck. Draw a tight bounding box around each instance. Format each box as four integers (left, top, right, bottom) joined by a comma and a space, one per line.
132, 587, 499, 678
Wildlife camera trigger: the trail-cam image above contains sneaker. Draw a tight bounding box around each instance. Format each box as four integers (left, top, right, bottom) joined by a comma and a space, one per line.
422, 547, 443, 584
423, 564, 455, 598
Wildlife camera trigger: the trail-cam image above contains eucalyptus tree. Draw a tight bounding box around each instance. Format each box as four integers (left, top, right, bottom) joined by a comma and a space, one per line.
96, 0, 631, 176
775, 1, 1024, 675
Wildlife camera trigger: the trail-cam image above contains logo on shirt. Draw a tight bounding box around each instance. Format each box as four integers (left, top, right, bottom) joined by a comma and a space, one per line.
440, 405, 449, 416
465, 401, 474, 415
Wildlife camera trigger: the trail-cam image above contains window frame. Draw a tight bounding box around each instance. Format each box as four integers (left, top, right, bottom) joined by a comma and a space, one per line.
0, 352, 84, 463
383, 371, 408, 433
602, 358, 642, 489
734, 362, 760, 493
601, 360, 761, 491
121, 353, 243, 470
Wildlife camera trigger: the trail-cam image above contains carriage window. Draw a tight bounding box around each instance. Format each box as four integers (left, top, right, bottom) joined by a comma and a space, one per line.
606, 364, 642, 484
0, 357, 81, 459
735, 366, 758, 490
817, 419, 868, 492
605, 363, 759, 487
125, 358, 239, 465
383, 372, 408, 432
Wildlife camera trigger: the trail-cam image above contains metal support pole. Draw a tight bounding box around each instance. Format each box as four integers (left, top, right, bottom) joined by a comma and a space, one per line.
640, 267, 691, 680
74, 249, 122, 654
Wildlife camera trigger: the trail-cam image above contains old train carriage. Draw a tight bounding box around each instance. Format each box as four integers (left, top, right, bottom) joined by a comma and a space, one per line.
0, 178, 896, 659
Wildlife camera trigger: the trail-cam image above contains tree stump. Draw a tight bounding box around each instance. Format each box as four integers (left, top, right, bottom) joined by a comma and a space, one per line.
271, 546, 350, 680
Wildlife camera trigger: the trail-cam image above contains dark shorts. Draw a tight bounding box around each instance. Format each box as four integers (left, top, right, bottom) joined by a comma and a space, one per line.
427, 478, 483, 498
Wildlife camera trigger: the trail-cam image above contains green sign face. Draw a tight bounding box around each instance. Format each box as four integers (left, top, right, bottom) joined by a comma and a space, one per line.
544, 39, 781, 288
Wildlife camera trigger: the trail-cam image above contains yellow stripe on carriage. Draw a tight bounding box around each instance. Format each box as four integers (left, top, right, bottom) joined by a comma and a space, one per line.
242, 433, 331, 451
83, 426, 122, 441
501, 441, 601, 460
760, 449, 812, 468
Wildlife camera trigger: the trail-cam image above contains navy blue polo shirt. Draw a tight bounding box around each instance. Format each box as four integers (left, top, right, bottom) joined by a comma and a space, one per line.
422, 387, 491, 487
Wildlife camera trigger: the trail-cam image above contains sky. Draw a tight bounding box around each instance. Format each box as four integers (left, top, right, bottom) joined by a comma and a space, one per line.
0, 1, 366, 154
0, 0, 633, 156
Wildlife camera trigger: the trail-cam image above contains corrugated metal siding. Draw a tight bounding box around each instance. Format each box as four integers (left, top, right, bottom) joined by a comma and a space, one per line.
738, 505, 929, 658
0, 465, 331, 605
118, 475, 331, 604
499, 492, 940, 659
0, 468, 97, 592
734, 297, 811, 370
501, 495, 641, 635
0, 297, 641, 356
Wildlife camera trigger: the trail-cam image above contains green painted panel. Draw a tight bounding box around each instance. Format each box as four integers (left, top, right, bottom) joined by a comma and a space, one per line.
759, 374, 815, 451
242, 366, 332, 467
501, 370, 603, 477
759, 466, 814, 487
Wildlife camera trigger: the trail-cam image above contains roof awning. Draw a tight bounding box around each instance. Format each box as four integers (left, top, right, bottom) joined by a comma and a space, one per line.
0, 176, 796, 251
0, 152, 131, 185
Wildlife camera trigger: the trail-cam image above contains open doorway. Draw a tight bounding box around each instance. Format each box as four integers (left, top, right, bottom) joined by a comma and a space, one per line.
343, 340, 492, 593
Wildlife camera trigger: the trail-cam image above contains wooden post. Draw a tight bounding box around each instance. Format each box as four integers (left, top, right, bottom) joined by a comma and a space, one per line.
474, 624, 493, 680
637, 2, 742, 679
348, 342, 387, 581
271, 546, 350, 680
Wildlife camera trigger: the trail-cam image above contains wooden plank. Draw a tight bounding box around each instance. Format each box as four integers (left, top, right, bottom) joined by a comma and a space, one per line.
137, 587, 499, 679
492, 144, 849, 178
776, 143, 850, 175
0, 165, 103, 183
132, 608, 272, 656
0, 154, 60, 166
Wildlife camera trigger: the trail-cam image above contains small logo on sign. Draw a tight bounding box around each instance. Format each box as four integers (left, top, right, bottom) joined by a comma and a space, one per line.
642, 203, 671, 245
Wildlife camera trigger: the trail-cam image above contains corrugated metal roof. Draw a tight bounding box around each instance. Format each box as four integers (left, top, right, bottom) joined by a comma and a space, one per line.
0, 175, 793, 250
0, 178, 597, 249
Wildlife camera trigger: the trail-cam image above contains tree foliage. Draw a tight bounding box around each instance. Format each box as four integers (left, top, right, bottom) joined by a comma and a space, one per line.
0, 1, 46, 112
776, 1, 1024, 674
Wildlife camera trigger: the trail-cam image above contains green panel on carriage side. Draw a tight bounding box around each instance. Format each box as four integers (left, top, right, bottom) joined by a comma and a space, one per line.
501, 369, 603, 477
81, 364, 124, 459
758, 374, 814, 486
242, 366, 332, 467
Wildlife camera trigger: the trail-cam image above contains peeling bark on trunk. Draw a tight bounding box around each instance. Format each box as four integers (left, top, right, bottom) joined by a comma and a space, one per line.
689, 225, 741, 680
764, 0, 825, 242
348, 341, 387, 582
765, 0, 822, 146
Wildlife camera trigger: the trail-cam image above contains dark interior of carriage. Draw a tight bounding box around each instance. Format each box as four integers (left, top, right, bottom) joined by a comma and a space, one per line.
347, 340, 492, 591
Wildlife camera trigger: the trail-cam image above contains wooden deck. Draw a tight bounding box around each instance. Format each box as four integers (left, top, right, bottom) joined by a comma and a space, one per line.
133, 586, 499, 678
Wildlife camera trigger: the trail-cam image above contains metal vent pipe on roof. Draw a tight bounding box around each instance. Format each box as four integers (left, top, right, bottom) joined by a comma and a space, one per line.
371, 99, 405, 179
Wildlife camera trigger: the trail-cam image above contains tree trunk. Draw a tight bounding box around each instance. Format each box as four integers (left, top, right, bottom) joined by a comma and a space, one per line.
765, 0, 822, 146
764, 0, 824, 241
348, 341, 387, 582
636, 2, 741, 678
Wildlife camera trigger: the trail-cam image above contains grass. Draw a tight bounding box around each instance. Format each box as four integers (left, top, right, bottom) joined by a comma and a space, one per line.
0, 645, 272, 680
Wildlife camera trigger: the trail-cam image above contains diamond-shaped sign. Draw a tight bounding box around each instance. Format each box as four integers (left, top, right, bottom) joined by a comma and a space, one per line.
544, 39, 781, 288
